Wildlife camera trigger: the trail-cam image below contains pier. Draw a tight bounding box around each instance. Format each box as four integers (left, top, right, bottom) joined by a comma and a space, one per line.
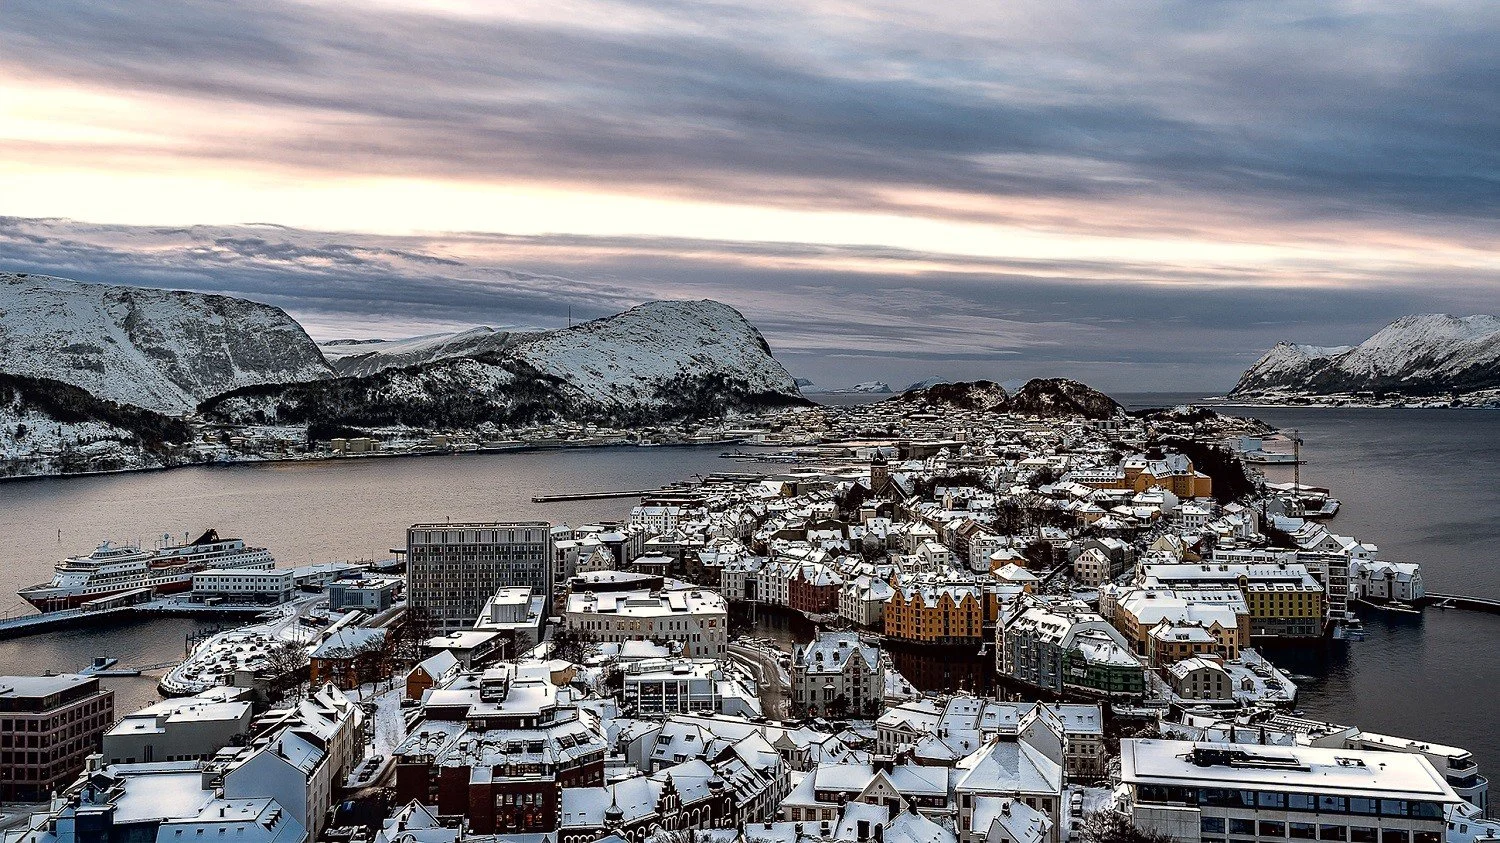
0, 600, 289, 640
1425, 592, 1500, 615
530, 488, 657, 502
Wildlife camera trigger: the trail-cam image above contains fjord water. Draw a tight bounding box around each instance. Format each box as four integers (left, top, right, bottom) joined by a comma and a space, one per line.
0, 400, 1497, 772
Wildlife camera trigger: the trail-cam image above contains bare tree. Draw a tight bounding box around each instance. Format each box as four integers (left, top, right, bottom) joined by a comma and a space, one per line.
1077, 810, 1173, 843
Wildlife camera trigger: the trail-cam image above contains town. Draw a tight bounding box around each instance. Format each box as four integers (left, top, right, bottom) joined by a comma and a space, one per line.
2, 394, 1493, 843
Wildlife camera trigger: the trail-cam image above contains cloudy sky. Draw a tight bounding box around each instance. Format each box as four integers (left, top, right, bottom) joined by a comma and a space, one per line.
1, 0, 1496, 391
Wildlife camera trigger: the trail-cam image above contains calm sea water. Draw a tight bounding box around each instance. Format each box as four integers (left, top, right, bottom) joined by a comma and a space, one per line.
0, 399, 1496, 774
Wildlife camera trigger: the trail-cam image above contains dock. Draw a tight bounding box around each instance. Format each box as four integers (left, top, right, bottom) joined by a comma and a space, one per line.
530, 488, 657, 502
0, 600, 290, 640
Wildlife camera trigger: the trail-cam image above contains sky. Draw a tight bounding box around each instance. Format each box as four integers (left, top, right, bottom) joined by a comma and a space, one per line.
1, 0, 1497, 392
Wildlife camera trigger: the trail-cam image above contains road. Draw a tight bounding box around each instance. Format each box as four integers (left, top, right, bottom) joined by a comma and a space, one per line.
728, 641, 791, 720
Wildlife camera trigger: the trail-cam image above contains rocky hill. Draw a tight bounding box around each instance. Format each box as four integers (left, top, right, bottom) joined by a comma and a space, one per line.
203, 300, 809, 429
1007, 378, 1122, 419
892, 377, 1120, 419
1233, 314, 1500, 397
0, 272, 332, 413
892, 380, 1009, 412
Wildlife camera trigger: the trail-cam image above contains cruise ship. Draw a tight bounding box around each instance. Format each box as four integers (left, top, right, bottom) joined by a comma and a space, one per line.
17, 530, 275, 612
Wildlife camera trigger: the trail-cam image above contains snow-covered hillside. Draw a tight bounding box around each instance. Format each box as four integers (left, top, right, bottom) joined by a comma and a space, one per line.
508, 300, 799, 406
204, 300, 807, 429
1233, 314, 1500, 396
0, 272, 332, 413
321, 327, 530, 377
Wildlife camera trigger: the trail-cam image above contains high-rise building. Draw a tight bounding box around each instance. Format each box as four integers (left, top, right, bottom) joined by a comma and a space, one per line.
407, 522, 552, 632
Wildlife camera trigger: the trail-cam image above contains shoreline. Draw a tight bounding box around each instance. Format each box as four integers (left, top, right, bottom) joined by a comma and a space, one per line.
0, 437, 761, 485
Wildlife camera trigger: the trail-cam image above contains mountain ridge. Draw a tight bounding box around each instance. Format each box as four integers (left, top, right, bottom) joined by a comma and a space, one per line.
1233, 314, 1500, 397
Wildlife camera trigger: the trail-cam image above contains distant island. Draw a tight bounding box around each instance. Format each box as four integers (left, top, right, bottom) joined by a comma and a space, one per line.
1230, 314, 1500, 407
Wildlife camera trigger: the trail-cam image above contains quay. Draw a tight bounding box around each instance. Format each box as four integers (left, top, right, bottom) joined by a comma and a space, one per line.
531, 488, 658, 502
0, 600, 280, 641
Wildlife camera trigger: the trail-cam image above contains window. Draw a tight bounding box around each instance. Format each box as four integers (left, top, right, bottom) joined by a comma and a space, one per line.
1202, 818, 1226, 835
1379, 801, 1409, 818
1349, 829, 1378, 843
1319, 827, 1346, 842
1260, 792, 1289, 809
1291, 824, 1317, 840
1350, 798, 1378, 816
1380, 832, 1408, 843
1230, 819, 1256, 836
1261, 821, 1287, 837
1290, 794, 1317, 811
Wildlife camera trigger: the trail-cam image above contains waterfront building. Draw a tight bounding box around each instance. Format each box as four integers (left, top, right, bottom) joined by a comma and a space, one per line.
999, 599, 1145, 701
1350, 560, 1425, 605
0, 674, 115, 801
1139, 561, 1325, 638
787, 562, 842, 615
407, 522, 552, 632
790, 632, 884, 718
838, 575, 892, 628
1119, 739, 1460, 843
563, 582, 727, 658
1164, 656, 1234, 702
190, 568, 295, 604
103, 687, 253, 765
884, 581, 991, 644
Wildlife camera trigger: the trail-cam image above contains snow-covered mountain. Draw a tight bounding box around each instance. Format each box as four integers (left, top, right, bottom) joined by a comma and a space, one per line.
1232, 314, 1500, 397
204, 300, 808, 429
321, 327, 529, 377
0, 272, 332, 413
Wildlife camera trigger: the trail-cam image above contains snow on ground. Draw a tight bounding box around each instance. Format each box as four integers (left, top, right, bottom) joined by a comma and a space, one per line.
511, 300, 799, 406
0, 272, 332, 413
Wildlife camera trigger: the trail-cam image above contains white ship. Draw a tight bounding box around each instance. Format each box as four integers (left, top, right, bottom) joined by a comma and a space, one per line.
18, 529, 274, 612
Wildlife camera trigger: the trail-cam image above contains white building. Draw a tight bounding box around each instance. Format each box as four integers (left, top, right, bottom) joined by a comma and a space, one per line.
1119, 740, 1460, 843
564, 584, 728, 658
838, 575, 892, 628
2, 761, 307, 843
954, 736, 1065, 843
619, 658, 761, 718
218, 685, 364, 840
1350, 560, 1425, 604
103, 687, 253, 764
191, 569, 295, 604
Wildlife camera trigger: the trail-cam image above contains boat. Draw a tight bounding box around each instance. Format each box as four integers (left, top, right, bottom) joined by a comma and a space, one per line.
17, 529, 274, 613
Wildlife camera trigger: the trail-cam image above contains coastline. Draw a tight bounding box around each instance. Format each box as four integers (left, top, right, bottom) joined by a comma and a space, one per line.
0, 436, 761, 484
